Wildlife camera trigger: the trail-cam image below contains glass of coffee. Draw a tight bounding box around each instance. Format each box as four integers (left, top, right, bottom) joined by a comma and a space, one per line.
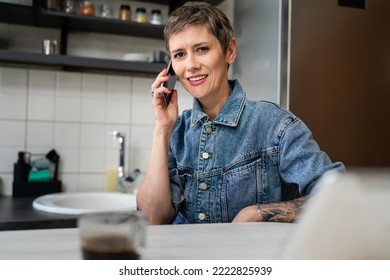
78, 211, 147, 260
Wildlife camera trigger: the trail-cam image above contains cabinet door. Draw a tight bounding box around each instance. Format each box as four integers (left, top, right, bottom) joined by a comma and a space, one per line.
289, 0, 390, 166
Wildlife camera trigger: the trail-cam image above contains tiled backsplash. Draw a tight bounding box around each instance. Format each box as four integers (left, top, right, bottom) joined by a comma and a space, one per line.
0, 66, 192, 195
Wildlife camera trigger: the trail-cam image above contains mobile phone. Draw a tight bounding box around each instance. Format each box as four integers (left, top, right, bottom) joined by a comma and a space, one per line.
160, 59, 177, 106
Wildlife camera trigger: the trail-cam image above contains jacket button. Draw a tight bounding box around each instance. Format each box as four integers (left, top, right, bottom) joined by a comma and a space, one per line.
201, 152, 210, 159
198, 213, 206, 221
204, 126, 213, 133
199, 183, 209, 190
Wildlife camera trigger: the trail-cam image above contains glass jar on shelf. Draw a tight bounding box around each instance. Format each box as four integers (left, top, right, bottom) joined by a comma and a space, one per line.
46, 0, 59, 10
150, 9, 162, 25
79, 1, 95, 16
135, 7, 147, 23
61, 0, 76, 14
119, 4, 131, 21
98, 3, 114, 18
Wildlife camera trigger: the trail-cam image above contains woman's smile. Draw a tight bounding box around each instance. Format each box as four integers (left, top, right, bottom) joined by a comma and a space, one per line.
187, 74, 208, 85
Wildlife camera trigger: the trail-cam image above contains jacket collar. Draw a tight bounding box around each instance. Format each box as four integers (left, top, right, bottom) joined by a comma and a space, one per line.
190, 80, 246, 127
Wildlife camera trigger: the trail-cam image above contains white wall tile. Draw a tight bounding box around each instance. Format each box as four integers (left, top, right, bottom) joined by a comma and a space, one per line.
81, 97, 106, 123
59, 173, 79, 192
57, 72, 82, 97
132, 77, 153, 101
80, 123, 106, 148
55, 96, 81, 122
0, 147, 22, 173
106, 99, 131, 124
28, 94, 55, 120
130, 125, 153, 150
0, 120, 26, 146
0, 67, 28, 95
104, 147, 119, 171
79, 148, 105, 173
107, 76, 132, 100
26, 121, 54, 147
131, 99, 154, 125
55, 147, 80, 173
82, 73, 107, 98
131, 76, 155, 125
54, 123, 80, 147
29, 69, 56, 96
0, 92, 27, 120
78, 174, 105, 192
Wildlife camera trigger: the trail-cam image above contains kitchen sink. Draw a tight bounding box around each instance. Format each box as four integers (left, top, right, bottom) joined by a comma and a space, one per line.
32, 192, 137, 215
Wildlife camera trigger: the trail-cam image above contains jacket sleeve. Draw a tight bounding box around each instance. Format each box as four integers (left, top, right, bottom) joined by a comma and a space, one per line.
278, 118, 345, 196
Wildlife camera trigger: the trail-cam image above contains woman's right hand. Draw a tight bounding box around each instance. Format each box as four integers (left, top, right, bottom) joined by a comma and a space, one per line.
150, 68, 179, 130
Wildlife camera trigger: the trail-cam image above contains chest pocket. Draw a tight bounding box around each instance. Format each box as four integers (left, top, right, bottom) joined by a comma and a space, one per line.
223, 148, 281, 221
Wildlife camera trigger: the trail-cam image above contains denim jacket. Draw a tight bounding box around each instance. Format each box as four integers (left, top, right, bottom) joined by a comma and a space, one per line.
168, 80, 345, 224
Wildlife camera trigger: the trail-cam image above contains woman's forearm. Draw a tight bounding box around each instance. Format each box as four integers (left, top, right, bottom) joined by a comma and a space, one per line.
136, 126, 175, 224
259, 196, 310, 223
232, 196, 310, 223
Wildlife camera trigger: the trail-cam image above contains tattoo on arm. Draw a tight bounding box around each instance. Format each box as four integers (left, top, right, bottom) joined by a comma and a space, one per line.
260, 196, 309, 223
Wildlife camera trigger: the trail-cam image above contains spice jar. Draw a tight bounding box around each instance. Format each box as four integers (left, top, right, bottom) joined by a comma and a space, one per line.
119, 4, 131, 21
98, 3, 114, 18
46, 0, 59, 10
61, 0, 76, 14
150, 9, 162, 25
135, 7, 147, 23
79, 1, 95, 16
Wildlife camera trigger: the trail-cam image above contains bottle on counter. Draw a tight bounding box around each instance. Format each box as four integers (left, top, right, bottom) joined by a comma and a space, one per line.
135, 7, 147, 23
79, 0, 95, 16
150, 9, 162, 25
119, 4, 131, 21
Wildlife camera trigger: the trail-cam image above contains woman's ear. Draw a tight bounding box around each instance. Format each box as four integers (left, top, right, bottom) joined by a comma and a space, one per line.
226, 37, 237, 65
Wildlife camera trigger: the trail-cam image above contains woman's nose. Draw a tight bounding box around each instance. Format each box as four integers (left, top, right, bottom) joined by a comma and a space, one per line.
185, 55, 200, 71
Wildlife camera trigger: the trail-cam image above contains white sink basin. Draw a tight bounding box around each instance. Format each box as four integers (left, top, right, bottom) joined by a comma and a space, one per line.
32, 192, 137, 215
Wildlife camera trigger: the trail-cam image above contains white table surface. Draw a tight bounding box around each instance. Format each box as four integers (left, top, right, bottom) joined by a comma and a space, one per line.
0, 222, 295, 260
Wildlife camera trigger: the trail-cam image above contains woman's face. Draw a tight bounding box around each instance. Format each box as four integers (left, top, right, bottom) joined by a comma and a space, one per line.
168, 24, 236, 103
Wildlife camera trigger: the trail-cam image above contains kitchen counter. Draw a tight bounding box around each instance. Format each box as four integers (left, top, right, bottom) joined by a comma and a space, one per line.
0, 222, 295, 259
0, 196, 76, 231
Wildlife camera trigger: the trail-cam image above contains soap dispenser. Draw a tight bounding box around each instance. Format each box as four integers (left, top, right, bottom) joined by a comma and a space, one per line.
13, 151, 31, 185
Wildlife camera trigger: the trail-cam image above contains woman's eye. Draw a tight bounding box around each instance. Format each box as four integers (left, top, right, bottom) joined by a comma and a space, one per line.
173, 52, 184, 59
197, 47, 208, 53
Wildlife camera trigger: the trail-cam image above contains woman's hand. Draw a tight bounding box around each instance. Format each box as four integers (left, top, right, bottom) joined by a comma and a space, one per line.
150, 68, 179, 130
232, 205, 260, 223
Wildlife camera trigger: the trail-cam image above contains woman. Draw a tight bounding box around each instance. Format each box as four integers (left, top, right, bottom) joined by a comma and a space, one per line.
136, 1, 344, 224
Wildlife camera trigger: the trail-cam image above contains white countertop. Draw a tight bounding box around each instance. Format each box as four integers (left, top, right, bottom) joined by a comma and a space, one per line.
0, 222, 295, 260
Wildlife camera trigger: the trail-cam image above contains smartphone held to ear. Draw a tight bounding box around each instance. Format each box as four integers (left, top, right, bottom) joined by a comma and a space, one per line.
160, 60, 177, 106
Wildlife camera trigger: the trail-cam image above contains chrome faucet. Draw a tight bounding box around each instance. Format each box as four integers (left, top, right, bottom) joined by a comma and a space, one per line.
112, 131, 125, 180
112, 131, 140, 193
